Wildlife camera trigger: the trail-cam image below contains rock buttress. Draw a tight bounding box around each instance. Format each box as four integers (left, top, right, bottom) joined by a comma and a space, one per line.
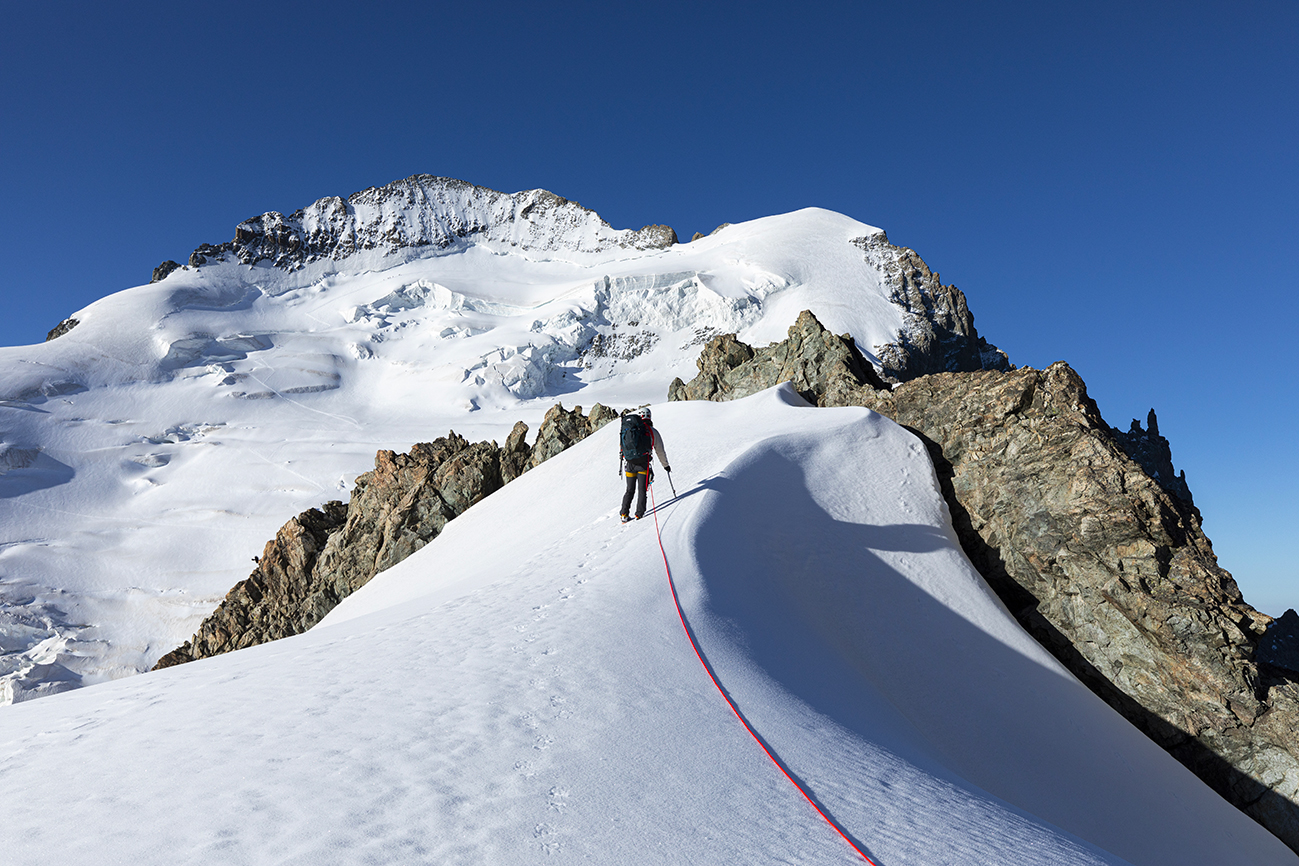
153, 403, 617, 669
670, 310, 1299, 853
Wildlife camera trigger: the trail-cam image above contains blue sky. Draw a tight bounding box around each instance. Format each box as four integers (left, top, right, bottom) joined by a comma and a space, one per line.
1, 1, 1295, 613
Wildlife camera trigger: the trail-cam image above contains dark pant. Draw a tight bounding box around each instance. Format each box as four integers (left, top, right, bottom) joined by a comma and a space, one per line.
621, 459, 650, 517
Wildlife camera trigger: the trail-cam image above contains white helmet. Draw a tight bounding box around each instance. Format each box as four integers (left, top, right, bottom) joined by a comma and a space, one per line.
637, 407, 652, 420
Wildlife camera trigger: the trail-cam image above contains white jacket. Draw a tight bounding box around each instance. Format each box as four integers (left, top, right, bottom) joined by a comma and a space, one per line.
648, 427, 669, 468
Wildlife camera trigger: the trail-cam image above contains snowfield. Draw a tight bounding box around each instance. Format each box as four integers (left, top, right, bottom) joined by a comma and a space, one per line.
0, 205, 909, 701
1, 182, 1291, 862
0, 386, 1290, 864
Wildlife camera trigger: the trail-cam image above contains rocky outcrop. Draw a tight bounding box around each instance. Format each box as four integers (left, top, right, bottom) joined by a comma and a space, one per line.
858, 366, 1299, 852
154, 403, 617, 669
668, 310, 891, 406
184, 175, 677, 271
852, 232, 1011, 381
153, 502, 348, 666
151, 260, 182, 283
45, 317, 79, 342
309, 435, 504, 607
689, 224, 732, 241
501, 421, 532, 484
529, 402, 619, 468
670, 311, 1299, 853
634, 224, 679, 248
1111, 409, 1195, 504
1259, 611, 1299, 676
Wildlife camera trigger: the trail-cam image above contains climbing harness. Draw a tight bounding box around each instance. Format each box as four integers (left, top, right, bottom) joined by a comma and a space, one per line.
646, 480, 878, 864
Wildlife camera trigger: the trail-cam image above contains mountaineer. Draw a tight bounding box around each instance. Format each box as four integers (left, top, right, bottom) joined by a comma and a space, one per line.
619, 407, 670, 522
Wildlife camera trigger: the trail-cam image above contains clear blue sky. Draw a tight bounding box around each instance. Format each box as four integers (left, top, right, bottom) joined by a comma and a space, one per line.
2, 1, 1295, 613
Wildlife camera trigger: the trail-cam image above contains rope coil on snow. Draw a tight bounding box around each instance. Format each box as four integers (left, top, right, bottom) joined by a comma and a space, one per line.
647, 480, 878, 864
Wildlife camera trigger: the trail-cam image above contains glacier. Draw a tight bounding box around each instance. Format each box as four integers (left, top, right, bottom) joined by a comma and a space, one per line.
0, 180, 965, 702
0, 175, 1288, 862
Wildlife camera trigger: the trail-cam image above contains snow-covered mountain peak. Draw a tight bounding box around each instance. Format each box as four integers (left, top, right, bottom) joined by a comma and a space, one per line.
0, 180, 1010, 708
7, 175, 1294, 861
185, 175, 679, 273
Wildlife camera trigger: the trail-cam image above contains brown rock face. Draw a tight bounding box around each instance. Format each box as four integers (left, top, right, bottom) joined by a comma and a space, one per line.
311, 435, 503, 605
153, 402, 618, 670
669, 310, 1299, 853
500, 421, 532, 484
667, 310, 889, 406
528, 403, 617, 469
150, 260, 182, 283
154, 502, 349, 667
45, 317, 79, 342
851, 232, 1012, 381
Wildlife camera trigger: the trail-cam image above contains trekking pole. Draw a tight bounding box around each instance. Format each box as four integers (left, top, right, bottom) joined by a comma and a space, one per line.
667, 468, 677, 499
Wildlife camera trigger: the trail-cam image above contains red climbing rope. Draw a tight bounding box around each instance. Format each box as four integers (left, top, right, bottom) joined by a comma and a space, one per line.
646, 480, 878, 864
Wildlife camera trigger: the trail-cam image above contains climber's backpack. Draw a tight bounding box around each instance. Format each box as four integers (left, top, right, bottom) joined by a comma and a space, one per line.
620, 413, 652, 462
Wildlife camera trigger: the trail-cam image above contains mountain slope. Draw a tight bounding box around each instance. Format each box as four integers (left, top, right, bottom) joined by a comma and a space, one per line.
0, 387, 1288, 865
668, 316, 1299, 851
0, 179, 1002, 702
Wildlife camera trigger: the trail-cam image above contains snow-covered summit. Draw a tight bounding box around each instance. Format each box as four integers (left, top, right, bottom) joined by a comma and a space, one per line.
186, 175, 678, 272
3, 175, 1290, 861
0, 178, 1004, 705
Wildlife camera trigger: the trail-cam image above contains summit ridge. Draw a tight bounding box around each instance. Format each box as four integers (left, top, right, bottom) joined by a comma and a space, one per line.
183, 175, 679, 272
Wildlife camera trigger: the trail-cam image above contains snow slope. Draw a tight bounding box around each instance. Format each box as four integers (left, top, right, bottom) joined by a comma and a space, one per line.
0, 195, 919, 702
0, 387, 1289, 865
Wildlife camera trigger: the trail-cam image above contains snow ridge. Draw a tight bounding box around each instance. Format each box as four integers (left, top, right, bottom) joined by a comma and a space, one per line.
0, 197, 996, 707
186, 175, 678, 271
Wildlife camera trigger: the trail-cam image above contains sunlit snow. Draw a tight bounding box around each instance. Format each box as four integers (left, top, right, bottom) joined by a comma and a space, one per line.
1, 387, 1290, 864
0, 196, 1292, 863
0, 207, 901, 700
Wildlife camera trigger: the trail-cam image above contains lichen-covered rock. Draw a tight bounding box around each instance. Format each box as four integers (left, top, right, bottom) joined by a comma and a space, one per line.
671, 310, 1299, 853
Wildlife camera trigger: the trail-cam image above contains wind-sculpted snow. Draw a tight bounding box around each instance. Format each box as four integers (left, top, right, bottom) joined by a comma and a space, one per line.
670, 314, 1299, 851
0, 387, 1289, 865
0, 194, 1006, 703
